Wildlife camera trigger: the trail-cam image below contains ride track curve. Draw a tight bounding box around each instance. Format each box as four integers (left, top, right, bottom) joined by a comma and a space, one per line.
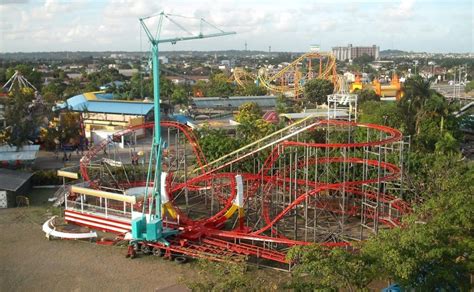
231, 52, 340, 98
78, 119, 411, 262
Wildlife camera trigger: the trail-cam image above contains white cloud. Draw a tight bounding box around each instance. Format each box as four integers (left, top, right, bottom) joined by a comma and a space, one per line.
388, 0, 415, 18
104, 0, 161, 19
0, 0, 472, 53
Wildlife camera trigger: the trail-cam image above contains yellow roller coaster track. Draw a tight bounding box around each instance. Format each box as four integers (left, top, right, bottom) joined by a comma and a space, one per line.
229, 52, 343, 98
229, 67, 257, 88
258, 52, 338, 98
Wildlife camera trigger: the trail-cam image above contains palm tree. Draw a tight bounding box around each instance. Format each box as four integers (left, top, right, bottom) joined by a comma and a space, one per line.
399, 76, 433, 135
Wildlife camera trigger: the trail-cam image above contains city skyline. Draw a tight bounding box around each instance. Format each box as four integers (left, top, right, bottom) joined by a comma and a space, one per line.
0, 0, 472, 53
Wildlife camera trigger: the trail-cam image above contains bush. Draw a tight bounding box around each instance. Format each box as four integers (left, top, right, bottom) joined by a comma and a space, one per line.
182, 259, 278, 291
32, 170, 63, 186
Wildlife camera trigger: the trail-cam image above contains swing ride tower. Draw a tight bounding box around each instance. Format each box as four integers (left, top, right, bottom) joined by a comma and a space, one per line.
130, 12, 236, 243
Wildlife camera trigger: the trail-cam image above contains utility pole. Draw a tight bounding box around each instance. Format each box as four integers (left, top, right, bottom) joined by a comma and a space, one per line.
452, 66, 458, 101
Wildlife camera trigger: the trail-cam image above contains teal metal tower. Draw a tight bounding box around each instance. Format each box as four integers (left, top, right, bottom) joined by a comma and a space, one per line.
131, 12, 235, 244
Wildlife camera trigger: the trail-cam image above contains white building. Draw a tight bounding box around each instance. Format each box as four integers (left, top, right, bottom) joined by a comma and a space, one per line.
332, 44, 380, 61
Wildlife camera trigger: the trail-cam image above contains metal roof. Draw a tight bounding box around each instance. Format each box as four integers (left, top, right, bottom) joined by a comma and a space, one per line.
57, 92, 154, 116
0, 145, 40, 162
0, 168, 33, 192
191, 96, 276, 109
280, 110, 349, 120
83, 101, 154, 115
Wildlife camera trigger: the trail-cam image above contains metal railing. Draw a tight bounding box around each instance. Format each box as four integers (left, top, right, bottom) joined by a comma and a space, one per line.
66, 200, 131, 221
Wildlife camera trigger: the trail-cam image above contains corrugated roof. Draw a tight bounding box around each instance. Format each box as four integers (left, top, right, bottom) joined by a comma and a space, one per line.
280, 110, 349, 120
84, 100, 154, 115
57, 92, 154, 116
0, 168, 33, 192
0, 145, 40, 161
192, 96, 276, 109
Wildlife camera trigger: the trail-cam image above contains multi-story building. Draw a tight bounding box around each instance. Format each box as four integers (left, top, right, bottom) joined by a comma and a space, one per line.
332, 44, 380, 61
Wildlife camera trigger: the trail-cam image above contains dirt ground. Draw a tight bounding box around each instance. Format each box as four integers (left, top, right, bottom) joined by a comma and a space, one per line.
0, 205, 193, 291
0, 189, 390, 291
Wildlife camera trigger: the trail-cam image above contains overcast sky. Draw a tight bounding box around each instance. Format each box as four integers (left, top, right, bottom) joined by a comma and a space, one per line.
0, 0, 472, 53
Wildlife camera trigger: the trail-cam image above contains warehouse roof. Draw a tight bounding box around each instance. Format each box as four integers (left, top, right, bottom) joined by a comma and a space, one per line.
57, 92, 154, 116
0, 168, 33, 192
279, 109, 349, 120
0, 145, 40, 162
191, 96, 276, 109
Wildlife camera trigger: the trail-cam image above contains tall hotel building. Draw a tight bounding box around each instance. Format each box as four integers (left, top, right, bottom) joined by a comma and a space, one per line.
332, 44, 380, 61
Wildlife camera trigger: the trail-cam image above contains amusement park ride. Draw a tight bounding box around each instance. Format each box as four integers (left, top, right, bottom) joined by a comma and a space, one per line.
1, 70, 38, 94
130, 12, 235, 246
350, 73, 404, 100
230, 52, 404, 100
43, 13, 412, 269
230, 52, 340, 98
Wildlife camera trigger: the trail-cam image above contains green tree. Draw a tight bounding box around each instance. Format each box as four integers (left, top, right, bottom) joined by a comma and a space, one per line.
234, 102, 275, 143
63, 78, 82, 99
352, 53, 374, 66
287, 245, 377, 291
171, 85, 188, 105
234, 102, 262, 123
303, 78, 334, 105
207, 73, 234, 97
465, 80, 474, 93
275, 94, 288, 114
289, 84, 470, 290
42, 80, 67, 101
126, 73, 173, 100
363, 159, 473, 289
85, 68, 125, 92
192, 80, 208, 97
128, 72, 149, 98
2, 87, 48, 147
288, 156, 473, 290
238, 118, 275, 142
0, 67, 7, 83
398, 76, 432, 136
358, 100, 405, 130
160, 76, 174, 100
236, 82, 267, 96
182, 259, 275, 291
197, 127, 241, 162
355, 87, 380, 103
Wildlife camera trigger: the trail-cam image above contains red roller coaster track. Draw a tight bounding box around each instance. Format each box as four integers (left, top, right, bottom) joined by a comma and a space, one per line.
76, 119, 410, 266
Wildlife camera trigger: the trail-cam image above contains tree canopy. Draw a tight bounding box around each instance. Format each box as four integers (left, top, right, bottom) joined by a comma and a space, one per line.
352, 53, 375, 66
287, 76, 472, 290
1, 87, 50, 147
206, 73, 234, 97
303, 79, 334, 105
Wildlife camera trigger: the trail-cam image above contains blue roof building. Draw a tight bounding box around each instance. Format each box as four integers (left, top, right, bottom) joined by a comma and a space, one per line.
57, 92, 154, 116
56, 92, 156, 147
